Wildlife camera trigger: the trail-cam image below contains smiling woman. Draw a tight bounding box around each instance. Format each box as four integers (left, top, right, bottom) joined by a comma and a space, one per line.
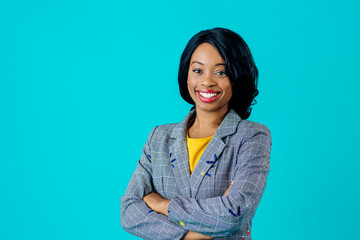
187, 43, 232, 134
120, 28, 271, 240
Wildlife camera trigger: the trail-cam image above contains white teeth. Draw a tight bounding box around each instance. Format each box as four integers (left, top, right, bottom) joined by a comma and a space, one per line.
199, 92, 218, 98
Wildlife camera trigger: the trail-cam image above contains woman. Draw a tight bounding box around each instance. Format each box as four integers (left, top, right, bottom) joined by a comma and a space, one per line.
121, 28, 271, 240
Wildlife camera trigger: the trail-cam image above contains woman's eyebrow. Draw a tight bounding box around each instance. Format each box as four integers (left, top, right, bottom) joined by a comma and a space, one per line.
191, 61, 204, 66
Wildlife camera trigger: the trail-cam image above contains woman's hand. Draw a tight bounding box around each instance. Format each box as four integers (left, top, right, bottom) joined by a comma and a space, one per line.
183, 231, 213, 240
143, 192, 171, 216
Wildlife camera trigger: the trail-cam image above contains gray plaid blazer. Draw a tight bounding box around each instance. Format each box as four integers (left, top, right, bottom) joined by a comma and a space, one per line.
121, 109, 271, 240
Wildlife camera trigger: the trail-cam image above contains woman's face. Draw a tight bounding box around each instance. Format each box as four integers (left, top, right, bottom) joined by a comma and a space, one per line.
187, 43, 232, 114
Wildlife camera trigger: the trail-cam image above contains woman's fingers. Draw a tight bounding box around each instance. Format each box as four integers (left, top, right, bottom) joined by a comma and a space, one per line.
223, 180, 235, 196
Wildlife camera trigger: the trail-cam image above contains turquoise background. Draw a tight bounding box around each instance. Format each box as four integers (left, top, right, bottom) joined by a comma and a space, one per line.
1, 0, 359, 239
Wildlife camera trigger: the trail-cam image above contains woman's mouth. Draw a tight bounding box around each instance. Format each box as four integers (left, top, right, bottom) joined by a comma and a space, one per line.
196, 90, 220, 103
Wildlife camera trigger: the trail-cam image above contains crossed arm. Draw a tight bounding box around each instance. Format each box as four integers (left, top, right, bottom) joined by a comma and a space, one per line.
143, 181, 235, 240
144, 192, 212, 240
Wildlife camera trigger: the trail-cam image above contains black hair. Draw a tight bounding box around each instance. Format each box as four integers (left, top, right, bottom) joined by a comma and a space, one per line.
178, 27, 259, 119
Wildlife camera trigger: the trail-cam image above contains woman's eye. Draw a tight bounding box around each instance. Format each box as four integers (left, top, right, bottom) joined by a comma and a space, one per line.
216, 71, 226, 76
193, 69, 202, 74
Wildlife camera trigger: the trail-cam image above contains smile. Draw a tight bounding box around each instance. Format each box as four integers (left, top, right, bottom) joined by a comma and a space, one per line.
196, 90, 220, 103
199, 92, 218, 98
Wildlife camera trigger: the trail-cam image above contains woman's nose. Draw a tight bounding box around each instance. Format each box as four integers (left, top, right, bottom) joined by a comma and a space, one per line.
200, 74, 216, 87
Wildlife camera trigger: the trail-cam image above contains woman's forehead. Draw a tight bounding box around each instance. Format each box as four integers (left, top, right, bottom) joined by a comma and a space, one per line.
190, 43, 225, 65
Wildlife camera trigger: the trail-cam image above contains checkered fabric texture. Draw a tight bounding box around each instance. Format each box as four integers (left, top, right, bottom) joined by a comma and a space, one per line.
121, 109, 271, 240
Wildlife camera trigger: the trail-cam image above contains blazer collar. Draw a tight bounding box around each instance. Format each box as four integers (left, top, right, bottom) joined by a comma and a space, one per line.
170, 108, 241, 140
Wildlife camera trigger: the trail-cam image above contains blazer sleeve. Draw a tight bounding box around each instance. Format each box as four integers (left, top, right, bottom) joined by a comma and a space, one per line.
167, 123, 271, 238
120, 126, 188, 240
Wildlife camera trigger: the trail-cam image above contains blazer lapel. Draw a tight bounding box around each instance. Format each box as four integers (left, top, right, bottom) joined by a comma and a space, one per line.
169, 110, 195, 198
190, 136, 226, 197
190, 109, 241, 198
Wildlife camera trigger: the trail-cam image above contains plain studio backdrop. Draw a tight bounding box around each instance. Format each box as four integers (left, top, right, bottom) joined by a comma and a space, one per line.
1, 0, 359, 239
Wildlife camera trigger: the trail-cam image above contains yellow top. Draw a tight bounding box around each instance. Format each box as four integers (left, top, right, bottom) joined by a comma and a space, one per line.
187, 131, 213, 174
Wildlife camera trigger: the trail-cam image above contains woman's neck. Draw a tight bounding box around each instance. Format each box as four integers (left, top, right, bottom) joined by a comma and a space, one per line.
188, 107, 229, 138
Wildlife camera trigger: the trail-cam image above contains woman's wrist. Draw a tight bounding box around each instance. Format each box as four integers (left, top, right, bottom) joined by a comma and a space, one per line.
143, 192, 170, 216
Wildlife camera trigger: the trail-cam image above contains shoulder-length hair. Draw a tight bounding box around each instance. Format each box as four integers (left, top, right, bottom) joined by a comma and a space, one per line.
178, 27, 259, 119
